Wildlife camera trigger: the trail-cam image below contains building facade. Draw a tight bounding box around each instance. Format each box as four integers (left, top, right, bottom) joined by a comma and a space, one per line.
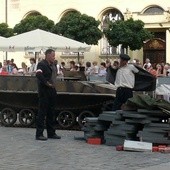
0, 0, 170, 66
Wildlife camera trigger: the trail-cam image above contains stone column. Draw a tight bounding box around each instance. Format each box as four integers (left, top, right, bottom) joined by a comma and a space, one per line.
166, 29, 170, 63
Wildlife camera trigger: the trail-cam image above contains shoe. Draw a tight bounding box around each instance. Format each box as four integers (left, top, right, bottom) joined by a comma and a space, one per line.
36, 136, 47, 141
48, 134, 61, 139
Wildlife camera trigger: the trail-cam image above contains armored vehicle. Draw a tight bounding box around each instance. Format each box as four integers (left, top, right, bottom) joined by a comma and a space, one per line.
0, 66, 156, 129
0, 73, 115, 129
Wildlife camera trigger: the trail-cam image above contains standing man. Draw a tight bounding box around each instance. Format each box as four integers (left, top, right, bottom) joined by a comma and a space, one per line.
112, 54, 139, 111
35, 49, 61, 141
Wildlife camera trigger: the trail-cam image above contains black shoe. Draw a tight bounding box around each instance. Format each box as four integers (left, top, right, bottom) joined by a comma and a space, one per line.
48, 134, 61, 139
36, 136, 47, 141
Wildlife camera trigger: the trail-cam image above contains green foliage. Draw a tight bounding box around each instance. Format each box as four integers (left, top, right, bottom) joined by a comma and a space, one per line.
13, 15, 54, 34
0, 23, 13, 37
104, 18, 153, 51
52, 12, 103, 45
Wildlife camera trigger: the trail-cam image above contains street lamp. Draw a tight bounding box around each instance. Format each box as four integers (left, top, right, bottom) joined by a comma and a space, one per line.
5, 0, 8, 60
5, 0, 8, 24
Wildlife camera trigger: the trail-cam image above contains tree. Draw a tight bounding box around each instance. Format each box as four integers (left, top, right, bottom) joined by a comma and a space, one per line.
104, 18, 153, 52
13, 15, 54, 34
52, 12, 103, 45
0, 23, 13, 37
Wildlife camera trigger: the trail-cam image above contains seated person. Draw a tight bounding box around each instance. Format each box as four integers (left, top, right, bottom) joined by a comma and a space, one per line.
98, 62, 107, 76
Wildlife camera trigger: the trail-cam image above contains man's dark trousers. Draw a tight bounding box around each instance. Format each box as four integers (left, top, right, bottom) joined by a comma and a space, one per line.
112, 87, 133, 111
36, 88, 56, 137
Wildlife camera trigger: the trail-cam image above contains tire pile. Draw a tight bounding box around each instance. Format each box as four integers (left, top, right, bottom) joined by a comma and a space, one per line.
82, 109, 170, 146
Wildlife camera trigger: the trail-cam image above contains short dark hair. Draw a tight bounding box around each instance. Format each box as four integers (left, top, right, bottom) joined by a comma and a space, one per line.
30, 58, 36, 63
70, 61, 75, 65
113, 61, 119, 65
45, 49, 55, 56
86, 61, 91, 67
61, 62, 65, 66
100, 62, 106, 67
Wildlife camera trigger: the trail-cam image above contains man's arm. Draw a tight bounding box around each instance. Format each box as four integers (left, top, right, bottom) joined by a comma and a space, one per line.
36, 62, 53, 87
131, 64, 139, 73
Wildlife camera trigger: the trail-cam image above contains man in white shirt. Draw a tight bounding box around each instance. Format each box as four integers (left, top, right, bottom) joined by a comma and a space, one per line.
112, 54, 139, 111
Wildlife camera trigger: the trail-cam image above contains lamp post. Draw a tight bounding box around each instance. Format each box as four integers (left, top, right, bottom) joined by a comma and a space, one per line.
5, 0, 8, 23
5, 0, 8, 60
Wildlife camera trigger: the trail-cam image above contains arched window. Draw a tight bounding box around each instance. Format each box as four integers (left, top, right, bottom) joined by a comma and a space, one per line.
100, 8, 124, 55
59, 9, 79, 20
24, 11, 41, 19
143, 6, 164, 15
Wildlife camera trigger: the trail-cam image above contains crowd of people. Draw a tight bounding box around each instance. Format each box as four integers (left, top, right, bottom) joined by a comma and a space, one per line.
0, 58, 37, 75
84, 58, 170, 79
0, 57, 170, 79
134, 58, 170, 77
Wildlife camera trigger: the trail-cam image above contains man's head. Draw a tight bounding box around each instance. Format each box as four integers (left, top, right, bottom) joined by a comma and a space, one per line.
11, 59, 14, 63
45, 49, 55, 64
145, 58, 150, 63
113, 60, 119, 68
106, 59, 111, 67
70, 61, 75, 68
119, 54, 130, 67
30, 58, 36, 64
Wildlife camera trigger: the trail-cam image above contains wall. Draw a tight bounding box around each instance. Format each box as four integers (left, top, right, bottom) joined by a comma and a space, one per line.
0, 0, 170, 66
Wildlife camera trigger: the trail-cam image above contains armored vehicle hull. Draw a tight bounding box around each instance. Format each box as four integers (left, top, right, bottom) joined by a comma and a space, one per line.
0, 75, 115, 129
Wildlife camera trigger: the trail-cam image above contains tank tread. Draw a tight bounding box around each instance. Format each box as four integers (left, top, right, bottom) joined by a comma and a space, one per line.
0, 99, 114, 130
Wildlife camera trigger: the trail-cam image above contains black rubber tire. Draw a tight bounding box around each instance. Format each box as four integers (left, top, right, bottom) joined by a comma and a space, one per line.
57, 110, 76, 129
0, 108, 17, 126
18, 109, 35, 127
78, 110, 95, 127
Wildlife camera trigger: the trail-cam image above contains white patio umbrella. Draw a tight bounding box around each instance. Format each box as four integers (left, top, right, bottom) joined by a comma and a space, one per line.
0, 36, 9, 51
5, 29, 91, 52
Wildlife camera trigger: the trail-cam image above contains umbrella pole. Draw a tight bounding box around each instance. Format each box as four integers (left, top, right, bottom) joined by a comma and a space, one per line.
35, 52, 39, 63
77, 52, 80, 63
5, 52, 8, 61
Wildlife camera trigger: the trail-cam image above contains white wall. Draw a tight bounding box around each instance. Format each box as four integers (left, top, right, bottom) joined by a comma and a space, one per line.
0, 0, 170, 66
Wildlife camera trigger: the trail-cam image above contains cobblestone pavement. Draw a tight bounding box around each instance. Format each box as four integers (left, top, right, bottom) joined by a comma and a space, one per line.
0, 127, 170, 170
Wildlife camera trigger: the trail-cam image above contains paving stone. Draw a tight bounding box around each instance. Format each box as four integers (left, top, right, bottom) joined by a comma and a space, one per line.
84, 117, 99, 123
110, 124, 137, 131
125, 119, 151, 124
146, 123, 170, 128
98, 114, 119, 121
122, 112, 147, 119
137, 131, 167, 138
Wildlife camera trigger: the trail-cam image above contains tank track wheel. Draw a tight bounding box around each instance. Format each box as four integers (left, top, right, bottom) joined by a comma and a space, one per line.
57, 110, 76, 129
78, 110, 95, 127
0, 108, 17, 126
18, 109, 35, 127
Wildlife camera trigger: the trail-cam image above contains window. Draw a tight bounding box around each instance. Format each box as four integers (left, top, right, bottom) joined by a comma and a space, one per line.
143, 6, 164, 15
100, 9, 123, 55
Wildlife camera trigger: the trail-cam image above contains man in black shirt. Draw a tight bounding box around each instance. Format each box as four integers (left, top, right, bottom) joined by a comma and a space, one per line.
35, 49, 61, 141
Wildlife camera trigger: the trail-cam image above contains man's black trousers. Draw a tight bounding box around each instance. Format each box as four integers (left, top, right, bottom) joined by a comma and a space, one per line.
36, 90, 56, 137
112, 87, 133, 111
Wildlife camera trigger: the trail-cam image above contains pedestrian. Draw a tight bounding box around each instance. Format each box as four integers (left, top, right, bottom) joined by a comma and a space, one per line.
112, 54, 139, 111
35, 49, 61, 141
10, 58, 18, 70
143, 58, 151, 69
70, 61, 77, 71
28, 58, 37, 75
0, 62, 2, 73
98, 62, 107, 77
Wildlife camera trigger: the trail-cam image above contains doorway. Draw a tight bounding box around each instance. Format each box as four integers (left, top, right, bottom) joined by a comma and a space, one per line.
143, 38, 166, 65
